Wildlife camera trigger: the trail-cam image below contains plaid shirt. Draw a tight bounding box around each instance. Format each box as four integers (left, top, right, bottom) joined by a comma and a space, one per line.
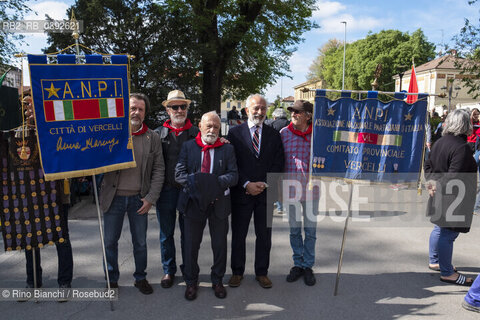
280, 126, 312, 200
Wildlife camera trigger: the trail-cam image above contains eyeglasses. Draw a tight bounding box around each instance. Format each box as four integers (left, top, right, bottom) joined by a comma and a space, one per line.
168, 104, 188, 111
291, 110, 304, 114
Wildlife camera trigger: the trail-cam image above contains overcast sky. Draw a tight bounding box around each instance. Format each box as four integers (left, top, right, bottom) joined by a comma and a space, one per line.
12, 0, 478, 103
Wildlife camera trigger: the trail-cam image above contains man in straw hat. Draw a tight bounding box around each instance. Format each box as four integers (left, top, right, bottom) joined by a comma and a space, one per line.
154, 90, 199, 289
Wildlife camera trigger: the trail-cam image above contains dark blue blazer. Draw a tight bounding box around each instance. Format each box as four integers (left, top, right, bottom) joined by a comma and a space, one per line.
175, 139, 238, 220
227, 122, 284, 203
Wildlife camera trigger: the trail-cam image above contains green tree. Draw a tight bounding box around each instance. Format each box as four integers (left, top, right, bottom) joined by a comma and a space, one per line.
452, 0, 480, 98
307, 38, 342, 82
44, 0, 199, 127
45, 0, 317, 121
165, 0, 317, 113
0, 0, 30, 67
310, 29, 436, 91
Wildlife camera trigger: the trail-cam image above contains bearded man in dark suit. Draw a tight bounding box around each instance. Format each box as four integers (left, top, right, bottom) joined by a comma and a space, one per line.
227, 94, 285, 289
175, 111, 238, 300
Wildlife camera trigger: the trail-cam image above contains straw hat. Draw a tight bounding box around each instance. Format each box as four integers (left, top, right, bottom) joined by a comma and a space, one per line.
162, 90, 191, 107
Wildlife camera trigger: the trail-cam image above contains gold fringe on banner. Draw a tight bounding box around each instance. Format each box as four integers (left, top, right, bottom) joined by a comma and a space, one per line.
43, 161, 136, 181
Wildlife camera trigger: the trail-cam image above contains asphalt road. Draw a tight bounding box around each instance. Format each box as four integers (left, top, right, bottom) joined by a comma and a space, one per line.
1, 187, 479, 320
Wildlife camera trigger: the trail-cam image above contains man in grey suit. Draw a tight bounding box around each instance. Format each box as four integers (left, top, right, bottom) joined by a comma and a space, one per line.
175, 111, 238, 301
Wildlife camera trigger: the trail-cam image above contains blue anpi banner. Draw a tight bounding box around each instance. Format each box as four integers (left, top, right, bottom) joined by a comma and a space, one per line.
28, 54, 135, 180
311, 89, 428, 183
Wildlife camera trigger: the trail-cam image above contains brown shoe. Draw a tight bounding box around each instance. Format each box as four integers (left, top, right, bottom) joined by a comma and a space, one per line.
185, 284, 198, 301
228, 275, 243, 287
212, 283, 227, 299
255, 275, 273, 288
161, 274, 175, 288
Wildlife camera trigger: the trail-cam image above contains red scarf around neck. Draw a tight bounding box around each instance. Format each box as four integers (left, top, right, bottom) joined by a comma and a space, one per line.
287, 122, 312, 141
195, 132, 224, 151
132, 123, 148, 136
163, 118, 192, 136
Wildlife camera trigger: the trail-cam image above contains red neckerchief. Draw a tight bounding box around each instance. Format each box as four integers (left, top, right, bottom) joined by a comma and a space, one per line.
163, 118, 192, 136
287, 122, 312, 141
194, 132, 224, 151
132, 123, 148, 136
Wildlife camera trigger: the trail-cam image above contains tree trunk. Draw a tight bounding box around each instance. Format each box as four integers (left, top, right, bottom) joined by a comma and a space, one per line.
201, 60, 223, 115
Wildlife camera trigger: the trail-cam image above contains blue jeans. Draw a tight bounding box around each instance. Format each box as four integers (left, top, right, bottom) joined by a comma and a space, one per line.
25, 204, 73, 287
275, 201, 283, 211
287, 200, 318, 269
155, 186, 184, 275
429, 225, 459, 276
103, 195, 148, 282
465, 274, 480, 307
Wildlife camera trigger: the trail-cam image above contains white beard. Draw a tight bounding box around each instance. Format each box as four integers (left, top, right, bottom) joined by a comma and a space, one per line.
249, 114, 265, 126
130, 118, 141, 127
203, 133, 218, 144
171, 115, 187, 127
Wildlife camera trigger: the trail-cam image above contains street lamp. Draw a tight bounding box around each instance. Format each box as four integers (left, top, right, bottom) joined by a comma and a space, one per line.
341, 21, 347, 90
440, 79, 461, 112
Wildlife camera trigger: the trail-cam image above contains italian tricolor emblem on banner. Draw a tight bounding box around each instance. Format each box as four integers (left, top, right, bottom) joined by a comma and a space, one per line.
333, 130, 402, 146
43, 98, 124, 122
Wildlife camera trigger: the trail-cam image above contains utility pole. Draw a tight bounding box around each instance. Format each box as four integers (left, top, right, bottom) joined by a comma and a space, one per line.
341, 21, 347, 90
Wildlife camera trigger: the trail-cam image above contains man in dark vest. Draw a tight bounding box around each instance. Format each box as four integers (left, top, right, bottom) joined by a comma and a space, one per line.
154, 90, 199, 288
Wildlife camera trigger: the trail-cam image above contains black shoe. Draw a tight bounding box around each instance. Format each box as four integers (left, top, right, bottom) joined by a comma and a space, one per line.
161, 274, 175, 288
286, 266, 304, 282
134, 279, 153, 295
304, 268, 316, 286
185, 284, 198, 301
107, 282, 118, 289
58, 283, 71, 303
212, 283, 227, 299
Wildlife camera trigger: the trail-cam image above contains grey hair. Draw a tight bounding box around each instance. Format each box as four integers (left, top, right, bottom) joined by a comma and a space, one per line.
442, 109, 472, 136
246, 94, 266, 109
201, 111, 220, 123
272, 108, 287, 119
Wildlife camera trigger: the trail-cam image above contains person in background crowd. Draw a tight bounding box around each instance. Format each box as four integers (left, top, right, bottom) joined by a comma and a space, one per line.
469, 108, 480, 214
154, 90, 199, 289
467, 108, 480, 152
265, 108, 290, 132
175, 111, 238, 300
227, 94, 284, 289
432, 112, 448, 143
280, 100, 318, 286
227, 106, 240, 121
265, 107, 290, 214
240, 108, 248, 120
425, 109, 476, 287
430, 112, 441, 141
100, 93, 164, 294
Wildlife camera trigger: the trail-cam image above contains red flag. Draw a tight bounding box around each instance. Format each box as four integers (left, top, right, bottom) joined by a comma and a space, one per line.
406, 64, 418, 104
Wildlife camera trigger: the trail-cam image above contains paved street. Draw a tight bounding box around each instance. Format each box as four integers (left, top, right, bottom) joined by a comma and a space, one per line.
1, 187, 480, 320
